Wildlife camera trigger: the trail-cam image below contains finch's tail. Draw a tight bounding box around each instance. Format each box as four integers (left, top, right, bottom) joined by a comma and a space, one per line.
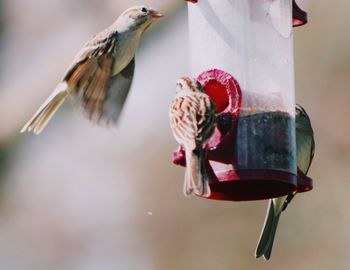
184, 147, 211, 197
255, 197, 286, 260
21, 82, 69, 134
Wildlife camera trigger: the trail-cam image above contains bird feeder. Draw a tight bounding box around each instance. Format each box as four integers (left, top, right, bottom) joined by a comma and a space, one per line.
173, 0, 312, 201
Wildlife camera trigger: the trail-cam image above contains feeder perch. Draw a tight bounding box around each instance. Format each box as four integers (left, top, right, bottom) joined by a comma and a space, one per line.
173, 0, 313, 201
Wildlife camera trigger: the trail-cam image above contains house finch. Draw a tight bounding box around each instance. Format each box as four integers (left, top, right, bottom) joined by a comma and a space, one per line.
255, 104, 315, 260
21, 6, 163, 134
169, 77, 217, 197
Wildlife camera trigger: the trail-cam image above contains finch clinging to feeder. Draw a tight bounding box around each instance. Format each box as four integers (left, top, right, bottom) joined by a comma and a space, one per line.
255, 104, 315, 260
21, 6, 163, 134
169, 77, 217, 197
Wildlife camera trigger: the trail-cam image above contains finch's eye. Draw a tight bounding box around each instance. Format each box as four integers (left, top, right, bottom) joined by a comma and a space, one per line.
141, 7, 147, 13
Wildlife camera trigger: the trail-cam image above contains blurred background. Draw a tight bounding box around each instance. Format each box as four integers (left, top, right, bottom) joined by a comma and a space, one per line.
0, 0, 349, 269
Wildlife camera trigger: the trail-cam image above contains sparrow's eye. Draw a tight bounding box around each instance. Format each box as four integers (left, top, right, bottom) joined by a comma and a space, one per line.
141, 7, 147, 13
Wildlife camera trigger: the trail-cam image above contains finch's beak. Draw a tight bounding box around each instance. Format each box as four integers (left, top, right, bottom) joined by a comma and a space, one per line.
149, 9, 164, 19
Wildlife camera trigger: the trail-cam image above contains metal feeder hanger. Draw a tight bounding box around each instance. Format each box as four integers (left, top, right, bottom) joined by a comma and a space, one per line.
173, 0, 312, 201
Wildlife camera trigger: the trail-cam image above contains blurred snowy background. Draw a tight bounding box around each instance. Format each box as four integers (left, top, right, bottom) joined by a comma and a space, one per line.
0, 0, 350, 269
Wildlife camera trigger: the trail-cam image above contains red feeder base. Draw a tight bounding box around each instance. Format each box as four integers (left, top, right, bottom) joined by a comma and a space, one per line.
205, 161, 297, 201
173, 146, 299, 201
172, 69, 312, 201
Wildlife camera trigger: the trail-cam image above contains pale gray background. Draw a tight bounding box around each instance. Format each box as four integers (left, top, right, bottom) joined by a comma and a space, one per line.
0, 1, 349, 269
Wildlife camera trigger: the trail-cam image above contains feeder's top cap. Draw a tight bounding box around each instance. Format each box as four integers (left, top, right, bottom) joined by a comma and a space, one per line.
185, 0, 308, 27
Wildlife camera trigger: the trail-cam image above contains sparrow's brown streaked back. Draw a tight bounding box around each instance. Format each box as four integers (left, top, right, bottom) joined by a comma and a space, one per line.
21, 5, 163, 134
169, 77, 217, 197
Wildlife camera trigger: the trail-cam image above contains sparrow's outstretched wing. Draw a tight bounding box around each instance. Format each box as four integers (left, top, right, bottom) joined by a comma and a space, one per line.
21, 31, 120, 134
62, 31, 134, 124
95, 58, 135, 124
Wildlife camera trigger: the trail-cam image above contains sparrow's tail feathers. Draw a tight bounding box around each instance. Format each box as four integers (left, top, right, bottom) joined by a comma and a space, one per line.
255, 199, 282, 260
184, 147, 210, 197
21, 82, 69, 134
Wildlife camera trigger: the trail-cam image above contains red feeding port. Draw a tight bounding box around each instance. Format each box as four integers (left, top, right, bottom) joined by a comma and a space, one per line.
203, 80, 229, 113
197, 69, 241, 164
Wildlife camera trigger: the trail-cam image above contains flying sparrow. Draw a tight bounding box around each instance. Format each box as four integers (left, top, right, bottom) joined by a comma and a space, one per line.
255, 104, 315, 260
169, 77, 217, 197
21, 5, 163, 134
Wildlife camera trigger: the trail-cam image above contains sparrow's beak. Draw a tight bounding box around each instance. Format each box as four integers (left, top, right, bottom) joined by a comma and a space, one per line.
176, 82, 183, 88
149, 9, 164, 19
176, 79, 186, 89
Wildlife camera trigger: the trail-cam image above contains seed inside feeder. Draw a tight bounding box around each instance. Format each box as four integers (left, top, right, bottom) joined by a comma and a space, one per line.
235, 110, 296, 173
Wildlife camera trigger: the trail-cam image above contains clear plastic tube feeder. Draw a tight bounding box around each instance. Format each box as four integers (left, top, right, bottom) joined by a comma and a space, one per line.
173, 0, 312, 201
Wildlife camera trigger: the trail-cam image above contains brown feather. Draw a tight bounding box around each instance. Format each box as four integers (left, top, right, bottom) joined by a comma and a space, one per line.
169, 78, 217, 197
83, 55, 114, 119
63, 31, 118, 82
67, 59, 95, 87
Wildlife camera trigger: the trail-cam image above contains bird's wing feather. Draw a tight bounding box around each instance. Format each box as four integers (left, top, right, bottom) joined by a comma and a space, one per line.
99, 57, 135, 124
296, 104, 315, 174
63, 30, 118, 81
306, 134, 315, 174
60, 30, 135, 124
76, 56, 135, 125
169, 93, 216, 149
169, 96, 197, 149
79, 54, 114, 121
197, 95, 217, 142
